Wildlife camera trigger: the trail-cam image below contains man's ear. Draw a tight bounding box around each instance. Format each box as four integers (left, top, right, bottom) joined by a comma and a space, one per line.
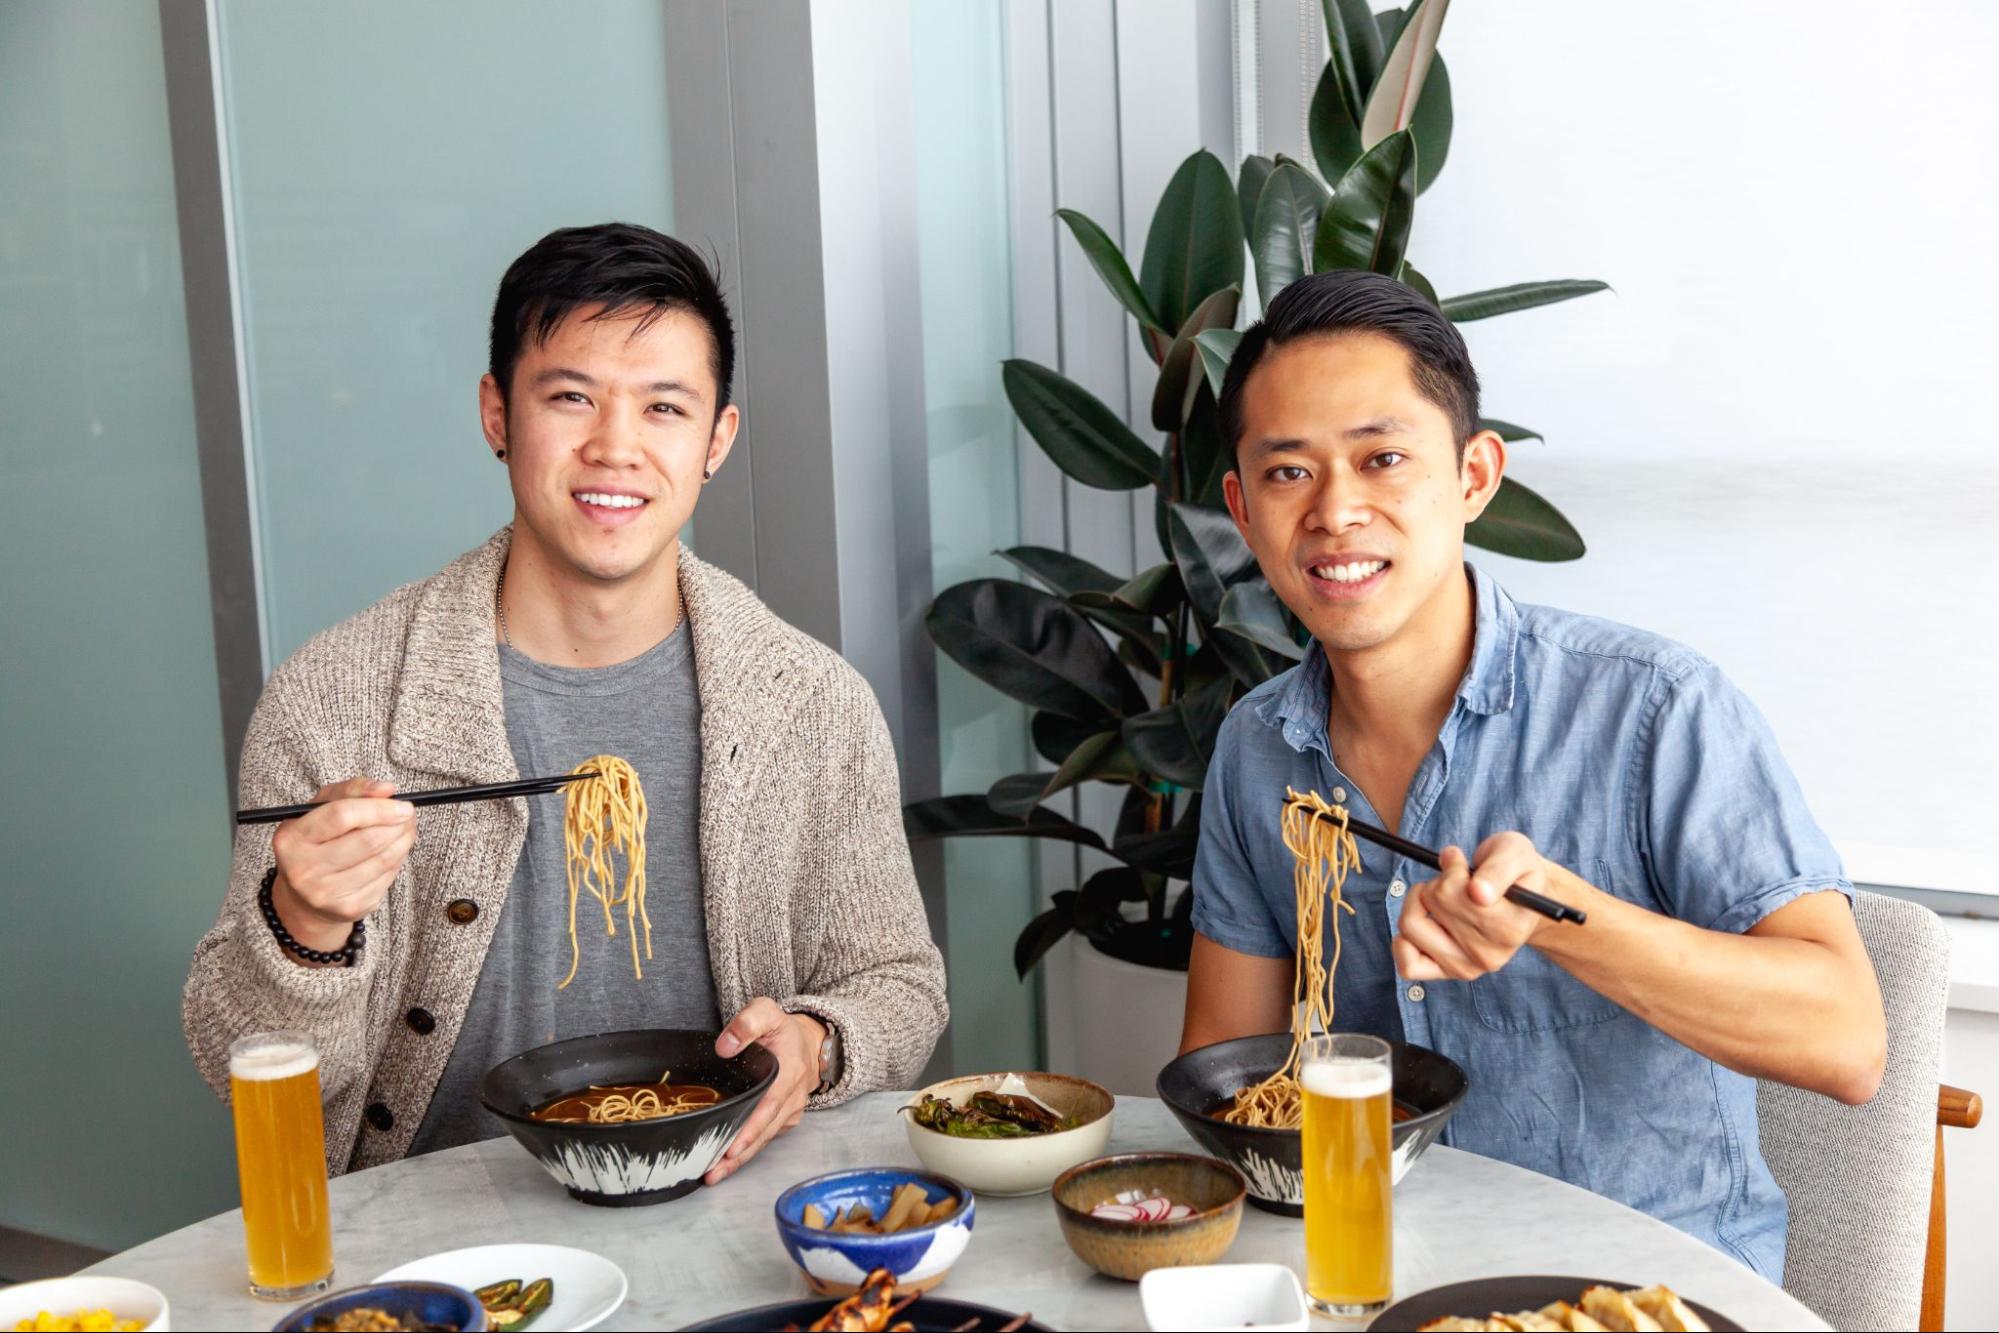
478, 373, 509, 459
1223, 468, 1251, 540
703, 403, 742, 478
1460, 429, 1507, 522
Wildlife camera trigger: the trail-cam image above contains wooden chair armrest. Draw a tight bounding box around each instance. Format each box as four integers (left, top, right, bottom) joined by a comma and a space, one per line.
1940, 1084, 1982, 1130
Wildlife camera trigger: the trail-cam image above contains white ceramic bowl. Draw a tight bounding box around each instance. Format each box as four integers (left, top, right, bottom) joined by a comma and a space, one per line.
1140, 1263, 1308, 1331
901, 1071, 1114, 1196
0, 1276, 170, 1332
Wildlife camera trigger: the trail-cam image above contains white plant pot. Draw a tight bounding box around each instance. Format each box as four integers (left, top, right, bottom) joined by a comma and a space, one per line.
1062, 936, 1191, 1097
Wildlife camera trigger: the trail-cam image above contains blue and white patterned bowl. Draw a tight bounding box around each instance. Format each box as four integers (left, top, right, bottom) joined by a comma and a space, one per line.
773, 1167, 976, 1296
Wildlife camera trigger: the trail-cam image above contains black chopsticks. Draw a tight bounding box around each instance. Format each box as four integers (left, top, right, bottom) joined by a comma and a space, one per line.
1319, 806, 1588, 925
234, 771, 598, 826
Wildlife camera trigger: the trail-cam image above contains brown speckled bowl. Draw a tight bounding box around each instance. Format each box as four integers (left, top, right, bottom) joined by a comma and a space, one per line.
1051, 1152, 1246, 1282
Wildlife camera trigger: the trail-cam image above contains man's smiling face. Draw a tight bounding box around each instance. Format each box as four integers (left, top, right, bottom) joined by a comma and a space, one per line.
1224, 331, 1499, 654
482, 304, 736, 587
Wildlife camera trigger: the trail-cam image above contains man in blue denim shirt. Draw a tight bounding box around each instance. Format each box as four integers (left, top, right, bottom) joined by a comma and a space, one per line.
1182, 272, 1885, 1279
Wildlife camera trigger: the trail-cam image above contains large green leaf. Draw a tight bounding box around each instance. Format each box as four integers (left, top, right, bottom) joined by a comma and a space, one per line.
987, 770, 1057, 818
1193, 328, 1241, 400
1002, 358, 1161, 490
1313, 130, 1419, 277
1209, 626, 1289, 690
997, 545, 1162, 651
1031, 709, 1103, 767
1251, 163, 1330, 302
904, 795, 1107, 849
1215, 581, 1307, 660
1441, 280, 1609, 323
1363, 2, 1453, 194
1014, 899, 1077, 978
1121, 678, 1233, 790
1318, 0, 1377, 128
1167, 501, 1261, 623
1236, 154, 1275, 238
1481, 418, 1542, 444
1308, 63, 1365, 186
1151, 286, 1240, 432
1112, 794, 1203, 878
1055, 207, 1165, 339
1074, 562, 1186, 620
1466, 475, 1586, 561
1041, 730, 1143, 802
1179, 389, 1234, 513
928, 579, 1147, 720
1140, 150, 1245, 335
1400, 262, 1441, 306
996, 544, 1119, 597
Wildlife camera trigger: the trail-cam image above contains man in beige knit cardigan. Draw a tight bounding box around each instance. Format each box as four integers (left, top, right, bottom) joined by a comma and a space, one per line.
183, 223, 948, 1181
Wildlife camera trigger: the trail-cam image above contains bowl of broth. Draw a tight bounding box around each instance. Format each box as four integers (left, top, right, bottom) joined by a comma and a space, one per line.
1155, 1034, 1466, 1216
482, 1028, 778, 1206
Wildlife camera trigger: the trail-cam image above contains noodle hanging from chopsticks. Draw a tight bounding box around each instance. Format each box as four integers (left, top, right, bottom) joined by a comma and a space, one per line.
558, 755, 650, 989
1220, 786, 1361, 1128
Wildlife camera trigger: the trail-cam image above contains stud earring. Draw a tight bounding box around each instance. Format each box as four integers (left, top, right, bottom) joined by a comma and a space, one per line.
702, 468, 713, 482
495, 448, 507, 461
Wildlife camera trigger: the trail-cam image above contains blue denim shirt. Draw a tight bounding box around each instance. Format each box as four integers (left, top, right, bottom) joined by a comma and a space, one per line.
1190, 565, 1850, 1279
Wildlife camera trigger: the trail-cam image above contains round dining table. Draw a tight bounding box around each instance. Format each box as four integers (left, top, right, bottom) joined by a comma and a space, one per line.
86, 1092, 1828, 1330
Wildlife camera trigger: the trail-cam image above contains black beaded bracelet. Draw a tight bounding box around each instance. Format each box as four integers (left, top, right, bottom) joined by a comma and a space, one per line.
258, 865, 365, 967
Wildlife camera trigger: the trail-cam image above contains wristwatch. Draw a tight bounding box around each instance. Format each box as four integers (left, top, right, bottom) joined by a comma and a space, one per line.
815, 1018, 843, 1093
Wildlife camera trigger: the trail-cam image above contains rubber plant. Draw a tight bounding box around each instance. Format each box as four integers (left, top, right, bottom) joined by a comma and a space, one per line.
903, 0, 1609, 978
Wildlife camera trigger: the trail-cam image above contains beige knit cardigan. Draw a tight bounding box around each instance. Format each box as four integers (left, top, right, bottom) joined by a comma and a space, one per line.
183, 529, 948, 1175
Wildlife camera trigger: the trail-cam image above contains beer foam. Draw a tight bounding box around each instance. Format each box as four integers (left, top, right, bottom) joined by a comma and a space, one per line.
1301, 1060, 1392, 1100
230, 1039, 318, 1082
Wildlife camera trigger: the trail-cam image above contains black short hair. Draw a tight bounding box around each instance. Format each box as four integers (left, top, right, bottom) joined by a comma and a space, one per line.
1219, 270, 1479, 464
489, 222, 735, 411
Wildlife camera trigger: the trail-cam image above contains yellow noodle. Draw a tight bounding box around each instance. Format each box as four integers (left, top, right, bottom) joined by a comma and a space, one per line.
1220, 786, 1360, 1128
558, 755, 650, 989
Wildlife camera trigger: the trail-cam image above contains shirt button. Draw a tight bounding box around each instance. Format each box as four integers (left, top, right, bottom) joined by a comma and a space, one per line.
1408, 984, 1427, 1003
1332, 786, 1348, 803
406, 1007, 435, 1035
1389, 879, 1406, 897
445, 898, 479, 924
364, 1102, 394, 1131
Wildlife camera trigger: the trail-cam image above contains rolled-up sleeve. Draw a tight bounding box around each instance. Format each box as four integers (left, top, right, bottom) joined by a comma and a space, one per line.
1190, 711, 1291, 958
1638, 660, 1851, 935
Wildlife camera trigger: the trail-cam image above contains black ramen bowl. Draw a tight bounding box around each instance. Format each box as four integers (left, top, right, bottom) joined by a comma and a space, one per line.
1156, 1033, 1467, 1216
482, 1027, 779, 1207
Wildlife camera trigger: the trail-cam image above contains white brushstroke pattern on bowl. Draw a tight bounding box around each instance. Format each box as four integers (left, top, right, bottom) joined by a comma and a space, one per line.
539, 1120, 733, 1194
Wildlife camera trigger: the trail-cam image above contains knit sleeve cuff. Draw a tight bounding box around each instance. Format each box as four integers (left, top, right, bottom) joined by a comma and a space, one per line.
785, 992, 871, 1109
227, 875, 377, 1017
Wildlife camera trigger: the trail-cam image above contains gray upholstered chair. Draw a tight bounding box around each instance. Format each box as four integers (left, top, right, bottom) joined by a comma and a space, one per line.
1757, 890, 1983, 1331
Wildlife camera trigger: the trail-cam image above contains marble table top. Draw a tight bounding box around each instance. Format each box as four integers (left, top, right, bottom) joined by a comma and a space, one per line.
86, 1093, 1827, 1330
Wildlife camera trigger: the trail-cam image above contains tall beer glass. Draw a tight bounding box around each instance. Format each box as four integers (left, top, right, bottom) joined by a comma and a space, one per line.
1301, 1033, 1393, 1317
229, 1032, 334, 1299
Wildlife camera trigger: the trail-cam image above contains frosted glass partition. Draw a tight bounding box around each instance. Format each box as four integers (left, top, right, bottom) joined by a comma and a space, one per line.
0, 2, 238, 1249
912, 0, 1039, 1071
215, 0, 675, 661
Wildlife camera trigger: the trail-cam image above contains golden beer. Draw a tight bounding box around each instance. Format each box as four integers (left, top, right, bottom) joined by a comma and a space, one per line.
1301, 1035, 1393, 1316
229, 1033, 334, 1299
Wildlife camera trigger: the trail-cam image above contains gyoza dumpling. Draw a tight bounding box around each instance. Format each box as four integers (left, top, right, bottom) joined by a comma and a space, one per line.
1578, 1287, 1664, 1332
1539, 1301, 1610, 1332
1625, 1286, 1710, 1333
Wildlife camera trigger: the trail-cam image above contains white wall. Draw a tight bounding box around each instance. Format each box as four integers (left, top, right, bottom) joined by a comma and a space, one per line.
1409, 1, 1999, 893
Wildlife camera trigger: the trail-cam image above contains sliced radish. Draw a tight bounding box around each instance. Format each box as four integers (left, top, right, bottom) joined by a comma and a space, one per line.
1166, 1204, 1192, 1220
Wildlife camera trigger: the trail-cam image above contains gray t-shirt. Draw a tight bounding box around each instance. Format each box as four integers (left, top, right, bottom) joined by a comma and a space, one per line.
410, 624, 716, 1153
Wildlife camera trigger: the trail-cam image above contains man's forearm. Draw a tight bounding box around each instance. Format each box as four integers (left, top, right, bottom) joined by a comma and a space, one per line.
1530, 868, 1883, 1103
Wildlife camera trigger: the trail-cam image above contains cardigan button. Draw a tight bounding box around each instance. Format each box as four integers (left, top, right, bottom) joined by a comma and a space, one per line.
406, 1007, 436, 1035
364, 1102, 394, 1131
445, 898, 479, 924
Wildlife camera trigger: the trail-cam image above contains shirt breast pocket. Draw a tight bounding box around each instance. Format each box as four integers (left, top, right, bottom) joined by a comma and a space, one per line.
1470, 859, 1629, 1034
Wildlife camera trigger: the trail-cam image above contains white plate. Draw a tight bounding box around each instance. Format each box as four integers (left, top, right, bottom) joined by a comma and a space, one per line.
0, 1276, 169, 1332
374, 1243, 626, 1332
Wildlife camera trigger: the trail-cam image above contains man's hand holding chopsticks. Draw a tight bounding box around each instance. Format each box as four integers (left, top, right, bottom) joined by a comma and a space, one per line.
268, 777, 417, 965
1392, 833, 1558, 982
